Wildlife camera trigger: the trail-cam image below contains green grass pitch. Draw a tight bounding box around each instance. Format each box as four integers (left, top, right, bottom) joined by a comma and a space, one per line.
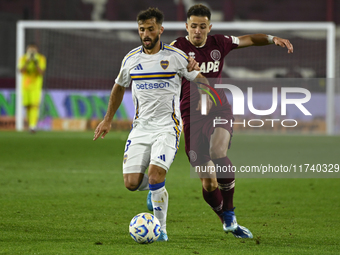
0, 131, 339, 254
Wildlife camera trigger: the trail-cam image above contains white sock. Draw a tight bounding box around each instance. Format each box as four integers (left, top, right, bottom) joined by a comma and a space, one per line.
151, 186, 168, 233
137, 174, 149, 191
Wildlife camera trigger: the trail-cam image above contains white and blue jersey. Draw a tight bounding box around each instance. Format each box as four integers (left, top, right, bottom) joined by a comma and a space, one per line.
116, 42, 199, 173
115, 42, 199, 130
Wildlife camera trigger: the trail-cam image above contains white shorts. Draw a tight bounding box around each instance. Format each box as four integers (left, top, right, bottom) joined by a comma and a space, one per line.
122, 126, 181, 174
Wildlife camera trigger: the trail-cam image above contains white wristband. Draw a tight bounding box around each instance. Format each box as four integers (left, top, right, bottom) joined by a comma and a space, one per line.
267, 35, 275, 44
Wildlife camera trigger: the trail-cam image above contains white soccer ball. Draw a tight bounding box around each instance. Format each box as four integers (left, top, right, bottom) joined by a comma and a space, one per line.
129, 212, 161, 244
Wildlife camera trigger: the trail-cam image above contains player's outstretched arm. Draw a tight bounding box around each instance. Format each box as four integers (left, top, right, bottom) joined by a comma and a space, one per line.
93, 83, 125, 141
237, 34, 293, 53
272, 36, 294, 53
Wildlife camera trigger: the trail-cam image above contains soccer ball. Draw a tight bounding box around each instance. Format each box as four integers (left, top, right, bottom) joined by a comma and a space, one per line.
129, 212, 161, 244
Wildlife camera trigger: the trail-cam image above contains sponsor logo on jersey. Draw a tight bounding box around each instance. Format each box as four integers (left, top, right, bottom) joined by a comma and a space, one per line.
134, 63, 143, 70
188, 52, 195, 59
135, 82, 170, 90
158, 154, 166, 162
160, 60, 169, 70
199, 61, 220, 73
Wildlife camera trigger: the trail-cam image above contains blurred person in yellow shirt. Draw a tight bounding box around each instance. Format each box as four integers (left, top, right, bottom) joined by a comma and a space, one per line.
18, 43, 46, 133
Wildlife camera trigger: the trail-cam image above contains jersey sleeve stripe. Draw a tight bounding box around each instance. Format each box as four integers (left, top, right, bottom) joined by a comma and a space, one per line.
231, 36, 240, 45
122, 47, 142, 67
169, 40, 176, 46
164, 45, 188, 61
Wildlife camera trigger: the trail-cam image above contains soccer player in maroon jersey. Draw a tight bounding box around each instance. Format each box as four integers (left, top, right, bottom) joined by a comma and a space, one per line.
170, 4, 293, 238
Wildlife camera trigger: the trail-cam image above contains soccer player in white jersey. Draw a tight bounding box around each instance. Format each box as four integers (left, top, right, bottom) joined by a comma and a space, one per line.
93, 7, 207, 242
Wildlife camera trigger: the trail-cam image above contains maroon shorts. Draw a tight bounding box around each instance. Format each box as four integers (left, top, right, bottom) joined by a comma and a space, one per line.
183, 111, 234, 167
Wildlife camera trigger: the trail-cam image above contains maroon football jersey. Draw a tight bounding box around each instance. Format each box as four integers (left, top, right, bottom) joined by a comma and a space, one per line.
172, 34, 238, 122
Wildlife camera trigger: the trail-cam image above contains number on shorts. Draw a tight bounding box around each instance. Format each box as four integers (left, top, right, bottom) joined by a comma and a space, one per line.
125, 140, 131, 152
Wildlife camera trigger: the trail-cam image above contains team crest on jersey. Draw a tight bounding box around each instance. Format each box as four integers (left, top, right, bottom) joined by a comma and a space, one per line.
188, 52, 195, 59
160, 60, 169, 70
189, 150, 197, 162
210, 50, 221, 61
123, 154, 128, 164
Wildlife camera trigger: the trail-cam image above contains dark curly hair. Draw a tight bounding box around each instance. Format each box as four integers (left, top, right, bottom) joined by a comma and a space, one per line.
187, 4, 211, 20
137, 7, 164, 24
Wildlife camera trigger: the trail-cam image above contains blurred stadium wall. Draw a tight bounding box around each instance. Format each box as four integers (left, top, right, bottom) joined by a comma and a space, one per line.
1, 0, 340, 85
0, 0, 339, 132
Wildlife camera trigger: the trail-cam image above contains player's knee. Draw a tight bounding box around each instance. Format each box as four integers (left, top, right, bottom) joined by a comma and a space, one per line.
148, 176, 162, 185
124, 179, 140, 191
210, 145, 227, 159
148, 172, 165, 185
148, 166, 166, 185
202, 178, 218, 192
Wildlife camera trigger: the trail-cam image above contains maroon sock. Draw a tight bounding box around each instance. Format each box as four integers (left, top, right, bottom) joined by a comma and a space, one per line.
202, 187, 223, 222
212, 156, 235, 211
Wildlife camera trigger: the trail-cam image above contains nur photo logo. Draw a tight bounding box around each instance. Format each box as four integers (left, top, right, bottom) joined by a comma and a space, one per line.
198, 83, 312, 128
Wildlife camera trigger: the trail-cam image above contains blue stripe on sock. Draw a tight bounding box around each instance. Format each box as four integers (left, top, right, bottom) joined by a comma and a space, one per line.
149, 181, 165, 191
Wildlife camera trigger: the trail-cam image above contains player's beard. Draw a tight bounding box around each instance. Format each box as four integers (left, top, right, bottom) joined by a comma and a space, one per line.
141, 35, 159, 50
